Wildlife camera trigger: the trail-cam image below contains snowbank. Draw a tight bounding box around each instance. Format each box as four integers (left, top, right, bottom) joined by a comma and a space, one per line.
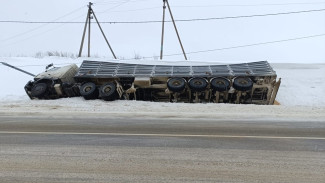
1, 97, 324, 121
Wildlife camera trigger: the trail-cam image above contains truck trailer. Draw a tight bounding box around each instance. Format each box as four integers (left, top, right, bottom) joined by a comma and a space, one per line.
22, 60, 280, 105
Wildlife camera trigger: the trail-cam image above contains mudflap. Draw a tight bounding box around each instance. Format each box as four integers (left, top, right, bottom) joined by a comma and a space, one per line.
62, 83, 81, 98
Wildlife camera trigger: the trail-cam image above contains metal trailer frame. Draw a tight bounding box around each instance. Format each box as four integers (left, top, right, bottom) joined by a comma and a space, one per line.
74, 60, 280, 105
75, 60, 276, 78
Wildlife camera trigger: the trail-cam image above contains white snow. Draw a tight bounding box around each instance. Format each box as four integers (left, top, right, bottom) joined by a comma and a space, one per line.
0, 57, 324, 120
1, 98, 324, 121
271, 63, 325, 107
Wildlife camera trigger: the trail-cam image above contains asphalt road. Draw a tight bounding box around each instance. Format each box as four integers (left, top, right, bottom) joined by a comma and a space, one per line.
0, 113, 325, 182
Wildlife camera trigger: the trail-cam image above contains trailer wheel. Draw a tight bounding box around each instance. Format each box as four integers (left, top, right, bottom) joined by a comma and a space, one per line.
167, 78, 186, 92
100, 82, 117, 101
80, 82, 98, 100
189, 77, 208, 92
210, 77, 230, 92
233, 77, 253, 91
31, 83, 48, 98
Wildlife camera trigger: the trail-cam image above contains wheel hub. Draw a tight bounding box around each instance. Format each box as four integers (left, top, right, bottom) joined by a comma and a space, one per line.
35, 86, 43, 92
172, 81, 181, 86
85, 86, 91, 92
104, 87, 111, 93
239, 81, 248, 85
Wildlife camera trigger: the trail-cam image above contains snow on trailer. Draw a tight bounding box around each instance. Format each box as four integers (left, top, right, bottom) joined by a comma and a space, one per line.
23, 60, 280, 105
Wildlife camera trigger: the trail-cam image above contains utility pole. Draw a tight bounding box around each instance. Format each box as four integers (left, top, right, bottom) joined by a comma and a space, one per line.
88, 2, 92, 57
78, 3, 90, 57
78, 2, 117, 59
160, 0, 187, 60
160, 0, 166, 60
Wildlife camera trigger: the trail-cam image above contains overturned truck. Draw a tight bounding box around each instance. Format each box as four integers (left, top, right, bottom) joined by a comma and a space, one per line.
24, 60, 281, 105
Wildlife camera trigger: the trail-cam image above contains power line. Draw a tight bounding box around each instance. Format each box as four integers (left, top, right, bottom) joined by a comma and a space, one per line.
2, 33, 324, 63
0, 5, 85, 42
169, 8, 325, 23
161, 34, 325, 58
97, 0, 133, 14
87, 2, 325, 14
123, 33, 325, 60
97, 6, 161, 13
172, 2, 325, 8
94, 1, 325, 7
1, 8, 325, 24
94, 0, 151, 5
7, 62, 84, 68
87, 1, 325, 14
0, 10, 88, 48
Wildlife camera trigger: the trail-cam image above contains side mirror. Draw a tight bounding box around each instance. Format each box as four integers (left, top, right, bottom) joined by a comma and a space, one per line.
46, 63, 54, 71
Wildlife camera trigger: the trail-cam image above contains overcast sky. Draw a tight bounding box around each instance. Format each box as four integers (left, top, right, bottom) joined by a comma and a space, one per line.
1, 0, 325, 63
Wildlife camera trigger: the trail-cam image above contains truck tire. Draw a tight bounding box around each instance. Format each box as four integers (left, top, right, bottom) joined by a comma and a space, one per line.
31, 83, 48, 98
99, 82, 117, 101
233, 77, 253, 91
189, 77, 208, 92
24, 81, 34, 91
167, 78, 186, 92
210, 77, 230, 92
80, 82, 98, 100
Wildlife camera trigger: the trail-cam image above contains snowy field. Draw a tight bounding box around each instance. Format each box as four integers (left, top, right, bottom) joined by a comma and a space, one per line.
0, 57, 324, 121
